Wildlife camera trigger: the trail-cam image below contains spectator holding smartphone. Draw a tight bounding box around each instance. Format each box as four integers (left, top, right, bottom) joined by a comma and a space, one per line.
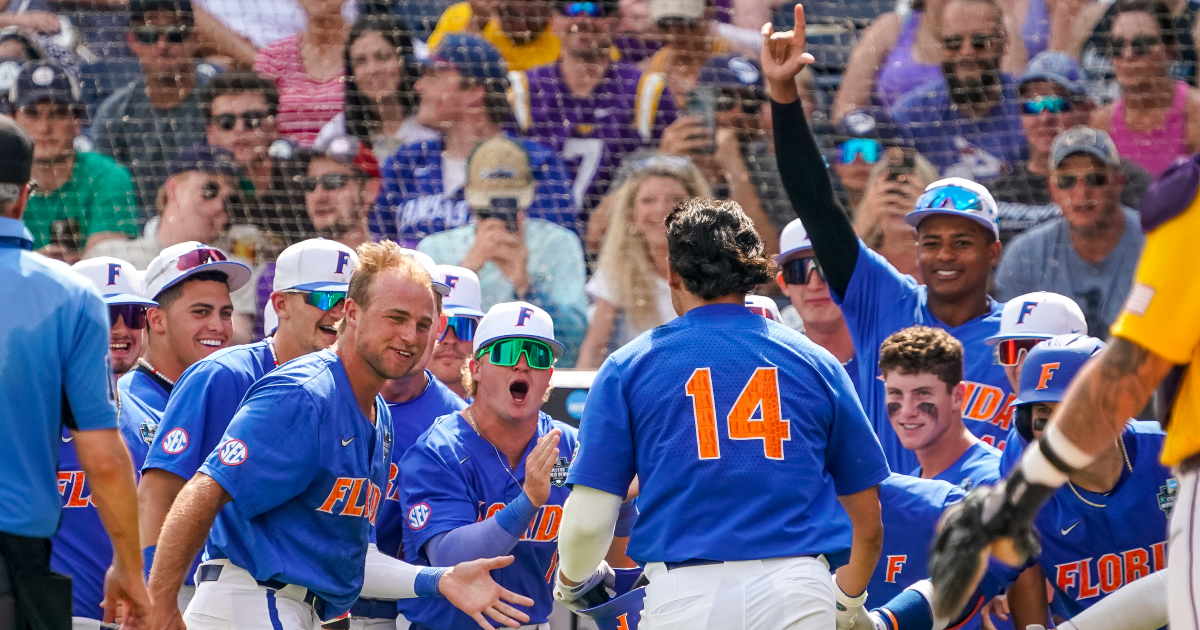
419, 137, 587, 366
852, 147, 940, 282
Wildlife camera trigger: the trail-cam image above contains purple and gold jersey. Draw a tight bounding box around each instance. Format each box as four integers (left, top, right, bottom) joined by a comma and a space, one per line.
512, 62, 677, 211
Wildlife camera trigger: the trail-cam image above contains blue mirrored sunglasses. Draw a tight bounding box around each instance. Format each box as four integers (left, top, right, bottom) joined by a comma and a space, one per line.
562, 1, 605, 17
914, 185, 983, 213
293, 290, 346, 311
838, 138, 882, 165
1020, 95, 1072, 115
440, 316, 479, 342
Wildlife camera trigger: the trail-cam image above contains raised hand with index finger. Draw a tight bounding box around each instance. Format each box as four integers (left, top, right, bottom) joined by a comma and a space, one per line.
760, 4, 817, 104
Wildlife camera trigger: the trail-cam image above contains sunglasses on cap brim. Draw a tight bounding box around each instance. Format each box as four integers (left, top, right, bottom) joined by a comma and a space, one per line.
477, 338, 555, 369
914, 186, 984, 213
994, 338, 1042, 366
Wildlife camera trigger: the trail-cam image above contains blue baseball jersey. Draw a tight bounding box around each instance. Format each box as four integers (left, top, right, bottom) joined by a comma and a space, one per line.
372, 137, 577, 247
377, 372, 468, 558
911, 440, 1002, 491
145, 341, 276, 480
50, 421, 146, 619
200, 350, 393, 616
400, 411, 578, 629
116, 368, 170, 476
568, 304, 891, 566
833, 244, 1013, 473
998, 425, 1027, 477
1031, 422, 1173, 619
868, 474, 966, 609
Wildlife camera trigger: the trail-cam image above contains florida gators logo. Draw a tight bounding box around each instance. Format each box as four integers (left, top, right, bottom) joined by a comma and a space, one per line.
161, 428, 188, 454
409, 502, 431, 530
218, 439, 248, 466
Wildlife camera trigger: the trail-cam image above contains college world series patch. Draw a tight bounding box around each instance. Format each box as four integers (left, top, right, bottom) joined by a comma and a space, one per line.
550, 456, 570, 487
1159, 478, 1178, 516
140, 417, 159, 446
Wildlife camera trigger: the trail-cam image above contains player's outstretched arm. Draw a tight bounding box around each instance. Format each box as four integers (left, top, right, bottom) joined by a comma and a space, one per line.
147, 473, 231, 630
439, 556, 537, 629
834, 485, 885, 629
554, 485, 624, 610
74, 427, 151, 629
137, 468, 188, 570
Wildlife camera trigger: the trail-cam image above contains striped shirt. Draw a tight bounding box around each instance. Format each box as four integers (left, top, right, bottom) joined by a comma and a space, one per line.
254, 34, 345, 146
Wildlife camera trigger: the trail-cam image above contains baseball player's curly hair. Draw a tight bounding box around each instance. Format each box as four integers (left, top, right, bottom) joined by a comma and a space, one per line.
665, 197, 773, 300
878, 326, 964, 390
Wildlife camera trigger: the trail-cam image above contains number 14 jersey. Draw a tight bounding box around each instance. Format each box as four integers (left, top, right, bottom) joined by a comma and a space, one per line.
568, 303, 891, 567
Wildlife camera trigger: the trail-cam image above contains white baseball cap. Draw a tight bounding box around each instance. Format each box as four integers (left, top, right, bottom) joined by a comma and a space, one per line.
274, 238, 358, 292
776, 219, 814, 264
745, 295, 782, 322
473, 301, 564, 357
905, 177, 1001, 241
985, 292, 1087, 345
72, 257, 157, 306
143, 242, 251, 300
399, 248, 451, 296
436, 265, 484, 318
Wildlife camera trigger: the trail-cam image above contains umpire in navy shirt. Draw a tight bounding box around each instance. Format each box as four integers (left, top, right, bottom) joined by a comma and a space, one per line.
0, 115, 149, 629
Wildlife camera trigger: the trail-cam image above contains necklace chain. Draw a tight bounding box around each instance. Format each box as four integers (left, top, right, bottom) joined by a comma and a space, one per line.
138, 358, 176, 387
1067, 435, 1133, 508
267, 337, 279, 367
463, 407, 523, 488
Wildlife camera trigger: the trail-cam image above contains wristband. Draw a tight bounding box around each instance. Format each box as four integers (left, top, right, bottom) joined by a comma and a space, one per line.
494, 492, 539, 537
142, 545, 156, 580
1042, 425, 1095, 471
415, 567, 449, 598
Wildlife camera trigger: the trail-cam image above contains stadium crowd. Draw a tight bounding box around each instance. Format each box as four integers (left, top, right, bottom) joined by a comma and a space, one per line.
0, 0, 1185, 626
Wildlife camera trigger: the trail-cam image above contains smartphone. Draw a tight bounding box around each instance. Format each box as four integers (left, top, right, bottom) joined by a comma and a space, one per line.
685, 86, 717, 155
476, 197, 520, 234
885, 148, 917, 182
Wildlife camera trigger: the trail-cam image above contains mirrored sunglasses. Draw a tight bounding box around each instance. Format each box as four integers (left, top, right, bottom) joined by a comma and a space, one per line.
914, 185, 983, 213
109, 304, 148, 329
478, 338, 554, 369
1020, 95, 1072, 115
994, 338, 1042, 366
440, 316, 479, 342
780, 257, 825, 286
838, 138, 882, 165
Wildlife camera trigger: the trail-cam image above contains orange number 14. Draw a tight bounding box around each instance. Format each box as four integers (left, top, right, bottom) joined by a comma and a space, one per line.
685, 368, 791, 461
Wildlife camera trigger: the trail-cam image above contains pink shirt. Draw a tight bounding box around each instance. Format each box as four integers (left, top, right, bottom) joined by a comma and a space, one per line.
254, 34, 345, 146
1110, 80, 1190, 178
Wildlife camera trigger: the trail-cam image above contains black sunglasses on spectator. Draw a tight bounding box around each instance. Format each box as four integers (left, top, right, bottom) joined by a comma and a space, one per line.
716, 93, 765, 114
942, 32, 997, 52
215, 110, 269, 131
1054, 172, 1109, 189
302, 173, 359, 193
132, 24, 192, 45
201, 181, 241, 206
1107, 35, 1160, 58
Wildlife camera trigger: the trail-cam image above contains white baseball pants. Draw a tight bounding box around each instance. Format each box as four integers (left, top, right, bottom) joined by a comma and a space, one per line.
184, 560, 321, 630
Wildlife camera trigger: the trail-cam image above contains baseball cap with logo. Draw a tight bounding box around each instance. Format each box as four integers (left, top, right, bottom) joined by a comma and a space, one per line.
905, 177, 1000, 241
1050, 125, 1120, 169
745, 294, 782, 322
651, 0, 705, 23
436, 265, 485, 318
474, 301, 565, 357
465, 137, 536, 211
399, 247, 451, 296
833, 107, 899, 145
72, 257, 157, 306
169, 144, 242, 179
985, 291, 1087, 345
698, 54, 764, 95
776, 219, 814, 264
273, 238, 358, 292
424, 34, 508, 83
310, 134, 381, 180
143, 241, 251, 300
1019, 51, 1085, 95
11, 61, 81, 109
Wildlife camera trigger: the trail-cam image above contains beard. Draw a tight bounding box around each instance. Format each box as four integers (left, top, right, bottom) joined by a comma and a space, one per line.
943, 57, 1003, 107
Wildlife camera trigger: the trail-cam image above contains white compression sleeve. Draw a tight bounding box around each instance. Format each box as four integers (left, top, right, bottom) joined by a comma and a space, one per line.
1057, 570, 1168, 630
558, 485, 624, 583
361, 543, 423, 599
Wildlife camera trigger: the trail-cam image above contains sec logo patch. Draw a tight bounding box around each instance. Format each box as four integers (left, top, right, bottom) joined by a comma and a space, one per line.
408, 503, 431, 530
161, 428, 189, 455
218, 439, 248, 466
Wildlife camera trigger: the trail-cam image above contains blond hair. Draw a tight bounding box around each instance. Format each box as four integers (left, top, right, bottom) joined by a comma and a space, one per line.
854, 152, 939, 250
346, 240, 432, 311
595, 164, 710, 332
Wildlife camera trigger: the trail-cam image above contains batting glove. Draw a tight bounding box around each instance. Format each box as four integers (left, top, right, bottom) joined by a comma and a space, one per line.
554, 561, 616, 612
834, 575, 868, 630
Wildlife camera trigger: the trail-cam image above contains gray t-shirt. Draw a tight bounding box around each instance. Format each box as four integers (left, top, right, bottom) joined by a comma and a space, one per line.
92, 73, 210, 215
994, 206, 1145, 338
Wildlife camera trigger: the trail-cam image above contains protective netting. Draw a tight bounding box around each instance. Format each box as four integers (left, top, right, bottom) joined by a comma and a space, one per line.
5, 0, 1177, 360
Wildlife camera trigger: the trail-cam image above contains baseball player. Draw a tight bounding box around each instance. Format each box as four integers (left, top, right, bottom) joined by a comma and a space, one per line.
399, 301, 586, 630
925, 150, 1200, 627
427, 266, 485, 400
556, 198, 889, 630
879, 327, 1001, 490
137, 238, 357, 604
51, 257, 157, 627
775, 219, 859, 395
762, 14, 1012, 473
145, 241, 533, 630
